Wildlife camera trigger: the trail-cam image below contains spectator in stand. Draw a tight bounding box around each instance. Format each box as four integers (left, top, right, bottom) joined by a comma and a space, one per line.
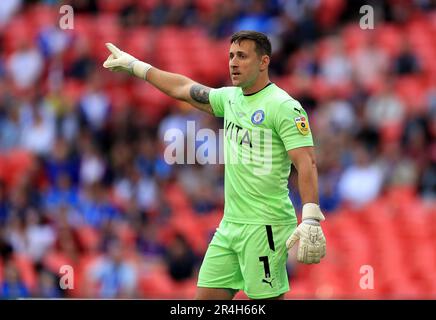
379, 141, 418, 191
149, 0, 199, 27
0, 0, 22, 28
78, 73, 111, 137
419, 156, 436, 200
165, 233, 198, 282
318, 94, 356, 133
113, 165, 158, 213
207, 1, 240, 39
401, 115, 430, 175
43, 172, 80, 215
87, 238, 137, 298
136, 134, 173, 181
338, 144, 385, 207
137, 222, 166, 261
34, 264, 64, 298
44, 138, 80, 187
0, 180, 10, 225
316, 139, 342, 212
7, 40, 44, 90
67, 39, 97, 80
393, 38, 421, 75
0, 259, 30, 299
351, 35, 388, 89
78, 142, 106, 187
365, 80, 405, 130
77, 182, 120, 229
320, 36, 352, 86
22, 209, 55, 263
37, 23, 72, 60
290, 44, 320, 78
0, 102, 21, 151
177, 164, 218, 214
20, 105, 56, 157
4, 208, 54, 263
234, 0, 278, 36
279, 0, 320, 44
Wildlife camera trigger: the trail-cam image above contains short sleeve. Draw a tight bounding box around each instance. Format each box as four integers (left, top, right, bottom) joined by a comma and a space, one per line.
209, 87, 232, 117
274, 100, 314, 151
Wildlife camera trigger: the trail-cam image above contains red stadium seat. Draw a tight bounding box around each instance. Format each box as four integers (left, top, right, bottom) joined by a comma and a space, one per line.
2, 17, 36, 54
387, 278, 426, 299
105, 85, 132, 114
163, 183, 192, 212
139, 267, 176, 298
170, 214, 208, 255
132, 83, 173, 124
137, 0, 160, 11
286, 279, 315, 299
121, 27, 153, 61
97, 0, 132, 13
63, 79, 86, 105
194, 0, 222, 14
27, 4, 57, 30
72, 15, 96, 44
395, 75, 428, 115
42, 251, 75, 275
374, 24, 402, 58
172, 277, 198, 299
113, 222, 137, 247
1, 149, 35, 188
342, 24, 369, 54
315, 0, 346, 29
75, 225, 101, 252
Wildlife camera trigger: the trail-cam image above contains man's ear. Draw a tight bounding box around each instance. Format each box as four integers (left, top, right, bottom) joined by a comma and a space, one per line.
260, 55, 270, 71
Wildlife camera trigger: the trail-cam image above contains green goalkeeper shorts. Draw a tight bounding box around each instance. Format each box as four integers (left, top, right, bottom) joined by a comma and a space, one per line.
197, 219, 297, 299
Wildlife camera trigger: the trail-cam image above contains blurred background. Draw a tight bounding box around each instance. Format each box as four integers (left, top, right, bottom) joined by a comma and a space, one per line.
0, 0, 435, 299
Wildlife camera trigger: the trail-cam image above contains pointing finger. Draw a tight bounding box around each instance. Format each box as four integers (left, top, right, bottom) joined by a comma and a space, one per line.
105, 43, 122, 58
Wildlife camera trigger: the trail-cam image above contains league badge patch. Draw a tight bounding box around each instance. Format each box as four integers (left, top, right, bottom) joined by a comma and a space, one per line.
294, 116, 310, 135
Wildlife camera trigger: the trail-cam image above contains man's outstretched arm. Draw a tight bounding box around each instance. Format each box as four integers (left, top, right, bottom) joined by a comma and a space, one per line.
102, 43, 214, 115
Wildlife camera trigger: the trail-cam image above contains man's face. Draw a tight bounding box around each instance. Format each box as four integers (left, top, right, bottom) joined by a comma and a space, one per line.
229, 40, 263, 88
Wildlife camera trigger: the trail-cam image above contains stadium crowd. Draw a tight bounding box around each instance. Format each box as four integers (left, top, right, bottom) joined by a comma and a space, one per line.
0, 0, 435, 299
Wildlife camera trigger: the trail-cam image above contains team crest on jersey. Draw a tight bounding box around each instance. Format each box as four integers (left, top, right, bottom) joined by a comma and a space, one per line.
294, 116, 310, 135
251, 110, 265, 125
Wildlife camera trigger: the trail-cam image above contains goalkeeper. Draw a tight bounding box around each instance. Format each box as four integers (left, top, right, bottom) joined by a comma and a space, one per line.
103, 30, 326, 300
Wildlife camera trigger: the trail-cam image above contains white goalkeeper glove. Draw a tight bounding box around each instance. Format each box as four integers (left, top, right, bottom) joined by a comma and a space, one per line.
102, 43, 152, 80
286, 203, 326, 264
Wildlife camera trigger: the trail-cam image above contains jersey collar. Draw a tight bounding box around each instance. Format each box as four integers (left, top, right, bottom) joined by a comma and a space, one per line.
242, 82, 274, 97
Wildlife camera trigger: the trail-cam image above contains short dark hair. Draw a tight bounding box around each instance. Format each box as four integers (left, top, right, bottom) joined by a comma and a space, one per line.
230, 30, 272, 58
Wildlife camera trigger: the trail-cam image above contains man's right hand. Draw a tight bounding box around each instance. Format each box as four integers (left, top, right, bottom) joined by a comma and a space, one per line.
103, 43, 152, 80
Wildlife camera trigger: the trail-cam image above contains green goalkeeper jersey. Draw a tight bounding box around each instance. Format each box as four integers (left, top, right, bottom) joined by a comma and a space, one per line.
209, 83, 314, 225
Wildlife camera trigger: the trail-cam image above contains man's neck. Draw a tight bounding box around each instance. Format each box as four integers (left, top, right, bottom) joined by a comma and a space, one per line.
242, 76, 271, 95
242, 73, 271, 95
